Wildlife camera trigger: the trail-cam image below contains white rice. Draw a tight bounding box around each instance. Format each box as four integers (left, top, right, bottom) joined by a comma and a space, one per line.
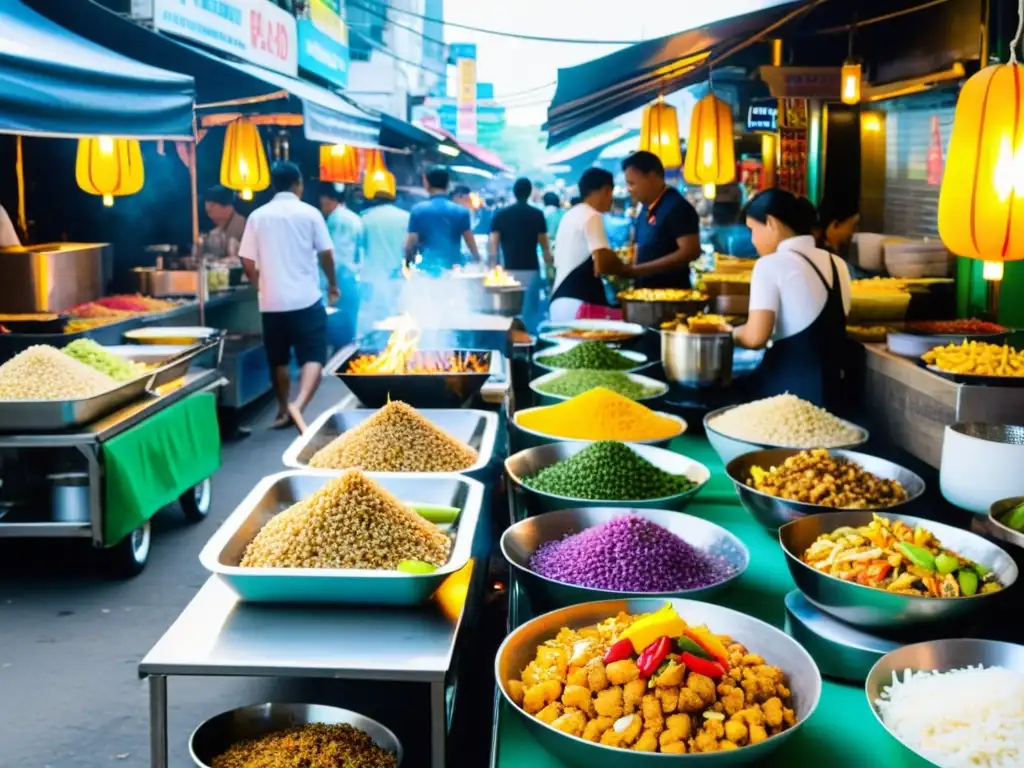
876, 665, 1024, 768
707, 393, 861, 447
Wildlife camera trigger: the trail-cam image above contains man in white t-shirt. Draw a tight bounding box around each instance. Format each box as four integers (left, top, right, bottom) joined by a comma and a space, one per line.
239, 162, 337, 432
0, 203, 21, 248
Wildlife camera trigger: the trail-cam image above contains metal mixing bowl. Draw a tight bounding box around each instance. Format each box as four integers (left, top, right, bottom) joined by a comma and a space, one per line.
987, 495, 1024, 551
779, 510, 1018, 629
703, 404, 869, 466
189, 703, 403, 767
496, 598, 822, 768
501, 507, 748, 609
528, 370, 668, 406
506, 441, 708, 513
865, 639, 1024, 767
725, 448, 926, 533
511, 408, 687, 452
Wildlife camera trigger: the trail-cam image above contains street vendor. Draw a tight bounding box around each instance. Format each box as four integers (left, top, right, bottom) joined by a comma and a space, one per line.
203, 185, 246, 263
621, 151, 701, 287
733, 189, 851, 409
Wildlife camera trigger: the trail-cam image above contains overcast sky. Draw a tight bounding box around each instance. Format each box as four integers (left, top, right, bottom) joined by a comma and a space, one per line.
442, 0, 791, 125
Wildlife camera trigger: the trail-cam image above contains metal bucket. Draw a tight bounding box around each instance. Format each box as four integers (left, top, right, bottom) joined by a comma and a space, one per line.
477, 285, 525, 316
661, 329, 734, 388
49, 472, 89, 523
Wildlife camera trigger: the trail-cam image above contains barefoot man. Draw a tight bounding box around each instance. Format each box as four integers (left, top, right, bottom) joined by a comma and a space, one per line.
239, 161, 339, 432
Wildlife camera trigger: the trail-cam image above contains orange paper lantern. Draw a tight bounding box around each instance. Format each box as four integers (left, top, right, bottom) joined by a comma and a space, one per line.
363, 150, 396, 200
220, 118, 270, 201
639, 98, 682, 170
939, 62, 1024, 262
320, 144, 360, 184
75, 136, 144, 207
683, 92, 736, 199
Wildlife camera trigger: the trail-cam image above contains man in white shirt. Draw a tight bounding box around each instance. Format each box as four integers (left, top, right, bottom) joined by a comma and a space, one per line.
318, 183, 364, 349
360, 189, 411, 332
0, 203, 21, 248
239, 162, 337, 433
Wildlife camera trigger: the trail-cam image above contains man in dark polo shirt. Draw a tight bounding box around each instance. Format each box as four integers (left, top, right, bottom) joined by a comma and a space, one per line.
621, 151, 701, 288
489, 177, 551, 331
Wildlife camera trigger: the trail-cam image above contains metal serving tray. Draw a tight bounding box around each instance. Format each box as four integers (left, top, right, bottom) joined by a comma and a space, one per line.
282, 406, 499, 480
199, 470, 485, 606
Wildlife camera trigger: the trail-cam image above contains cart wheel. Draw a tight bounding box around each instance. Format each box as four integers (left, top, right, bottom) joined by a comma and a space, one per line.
180, 478, 212, 522
102, 521, 152, 578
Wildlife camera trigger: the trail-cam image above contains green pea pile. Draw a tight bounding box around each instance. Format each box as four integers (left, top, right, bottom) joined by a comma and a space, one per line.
521, 441, 699, 500
537, 342, 637, 371
536, 370, 663, 400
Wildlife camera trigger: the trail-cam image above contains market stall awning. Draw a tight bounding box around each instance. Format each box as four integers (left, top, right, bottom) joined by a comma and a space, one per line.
541, 127, 635, 169
378, 113, 447, 152
431, 128, 512, 174
0, 0, 195, 139
544, 1, 817, 146
27, 0, 380, 148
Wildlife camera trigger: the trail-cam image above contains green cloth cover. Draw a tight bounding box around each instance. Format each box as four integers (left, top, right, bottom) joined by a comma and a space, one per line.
102, 392, 221, 546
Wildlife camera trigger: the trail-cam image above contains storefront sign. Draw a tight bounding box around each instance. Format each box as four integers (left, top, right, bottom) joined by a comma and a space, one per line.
759, 66, 842, 100
746, 104, 778, 132
297, 0, 348, 88
153, 0, 298, 76
456, 53, 477, 143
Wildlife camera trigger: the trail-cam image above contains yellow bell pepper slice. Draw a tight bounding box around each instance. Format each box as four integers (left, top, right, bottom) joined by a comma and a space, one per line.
619, 603, 687, 654
683, 625, 730, 668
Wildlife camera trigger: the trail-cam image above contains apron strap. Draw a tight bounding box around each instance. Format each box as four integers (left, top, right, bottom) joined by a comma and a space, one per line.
793, 250, 839, 296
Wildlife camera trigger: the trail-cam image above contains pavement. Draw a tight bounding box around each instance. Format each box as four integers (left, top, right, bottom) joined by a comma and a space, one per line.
0, 378, 502, 768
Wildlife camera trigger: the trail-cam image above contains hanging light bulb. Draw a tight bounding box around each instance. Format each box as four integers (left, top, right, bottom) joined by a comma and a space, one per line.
703, 183, 717, 199
683, 91, 736, 192
76, 136, 144, 207
639, 96, 683, 169
220, 118, 270, 202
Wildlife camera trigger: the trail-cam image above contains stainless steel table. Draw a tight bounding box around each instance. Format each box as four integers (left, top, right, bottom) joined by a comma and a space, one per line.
140, 576, 463, 768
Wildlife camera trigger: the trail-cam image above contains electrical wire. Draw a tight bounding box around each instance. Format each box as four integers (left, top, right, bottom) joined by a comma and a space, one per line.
493, 82, 557, 100
347, 0, 645, 45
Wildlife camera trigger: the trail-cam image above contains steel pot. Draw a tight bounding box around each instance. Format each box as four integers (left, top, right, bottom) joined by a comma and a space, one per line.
661, 328, 733, 387
476, 285, 525, 316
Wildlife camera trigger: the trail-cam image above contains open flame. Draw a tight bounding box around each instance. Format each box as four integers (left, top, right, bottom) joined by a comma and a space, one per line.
483, 265, 519, 287
345, 314, 489, 375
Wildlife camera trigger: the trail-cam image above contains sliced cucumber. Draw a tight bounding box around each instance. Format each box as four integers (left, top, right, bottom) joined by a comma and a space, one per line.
407, 503, 460, 524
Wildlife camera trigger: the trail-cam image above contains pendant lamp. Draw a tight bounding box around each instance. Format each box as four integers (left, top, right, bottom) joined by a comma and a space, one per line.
75, 136, 144, 207
640, 97, 683, 170
220, 118, 270, 201
841, 61, 862, 105
320, 144, 360, 184
938, 0, 1024, 268
683, 91, 736, 200
363, 150, 396, 200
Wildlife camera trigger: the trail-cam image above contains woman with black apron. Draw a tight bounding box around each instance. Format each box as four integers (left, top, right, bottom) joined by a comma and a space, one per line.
732, 189, 852, 411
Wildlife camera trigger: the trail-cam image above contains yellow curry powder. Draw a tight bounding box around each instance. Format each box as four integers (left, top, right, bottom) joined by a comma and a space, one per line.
516, 387, 681, 441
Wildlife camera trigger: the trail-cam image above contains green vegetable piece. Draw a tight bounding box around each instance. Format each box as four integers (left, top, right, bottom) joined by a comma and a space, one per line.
974, 561, 992, 578
935, 553, 959, 575
538, 342, 636, 371
1000, 500, 1024, 532
897, 541, 936, 571
62, 338, 141, 382
407, 503, 460, 524
958, 568, 979, 596
675, 636, 714, 661
397, 560, 438, 574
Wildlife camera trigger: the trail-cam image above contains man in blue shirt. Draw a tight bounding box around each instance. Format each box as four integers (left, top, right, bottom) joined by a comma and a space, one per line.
405, 168, 481, 275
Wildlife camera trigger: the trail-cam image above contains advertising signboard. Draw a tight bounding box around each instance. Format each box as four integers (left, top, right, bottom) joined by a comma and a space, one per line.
298, 0, 349, 89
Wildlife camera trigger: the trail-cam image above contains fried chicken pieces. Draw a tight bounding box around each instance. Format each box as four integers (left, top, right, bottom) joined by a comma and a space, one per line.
505, 613, 796, 754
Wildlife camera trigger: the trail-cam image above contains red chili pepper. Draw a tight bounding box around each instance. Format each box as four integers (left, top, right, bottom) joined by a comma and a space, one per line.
603, 638, 635, 665
680, 651, 726, 679
637, 636, 672, 678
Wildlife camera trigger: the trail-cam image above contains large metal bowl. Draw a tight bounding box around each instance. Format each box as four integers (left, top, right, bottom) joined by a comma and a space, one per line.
528, 369, 668, 406
703, 404, 869, 466
189, 702, 403, 767
986, 495, 1024, 551
533, 343, 653, 374
506, 441, 709, 514
725, 448, 926, 534
619, 296, 710, 328
497, 598, 822, 767
661, 329, 734, 388
501, 507, 748, 609
779, 510, 1018, 629
865, 639, 1024, 768
511, 407, 687, 451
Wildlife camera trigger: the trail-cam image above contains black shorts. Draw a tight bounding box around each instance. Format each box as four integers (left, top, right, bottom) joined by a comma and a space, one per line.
261, 300, 327, 367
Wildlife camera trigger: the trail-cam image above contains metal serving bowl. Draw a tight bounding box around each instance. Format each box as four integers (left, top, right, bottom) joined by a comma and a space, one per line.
661, 329, 734, 388
703, 404, 869, 466
865, 639, 1024, 767
501, 507, 748, 609
779, 510, 1018, 630
725, 448, 926, 534
533, 344, 653, 375
619, 296, 710, 328
528, 369, 668, 406
506, 441, 708, 514
511, 408, 687, 452
987, 496, 1024, 551
189, 703, 403, 767
496, 598, 822, 768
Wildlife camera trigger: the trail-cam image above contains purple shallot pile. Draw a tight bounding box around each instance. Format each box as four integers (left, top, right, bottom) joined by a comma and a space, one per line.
529, 514, 735, 592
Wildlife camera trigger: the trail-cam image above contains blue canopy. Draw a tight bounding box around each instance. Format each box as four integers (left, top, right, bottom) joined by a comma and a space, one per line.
545, 2, 814, 147
28, 0, 381, 148
0, 0, 195, 139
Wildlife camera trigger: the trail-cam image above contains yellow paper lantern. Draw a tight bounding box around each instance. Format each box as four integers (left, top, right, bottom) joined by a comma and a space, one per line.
362, 150, 395, 199
841, 61, 862, 105
938, 62, 1024, 263
220, 118, 270, 202
683, 92, 736, 199
640, 98, 682, 169
75, 136, 144, 207
320, 144, 359, 184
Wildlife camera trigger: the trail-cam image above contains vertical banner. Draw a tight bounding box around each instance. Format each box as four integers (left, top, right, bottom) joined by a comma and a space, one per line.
452, 42, 478, 144
297, 0, 349, 88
